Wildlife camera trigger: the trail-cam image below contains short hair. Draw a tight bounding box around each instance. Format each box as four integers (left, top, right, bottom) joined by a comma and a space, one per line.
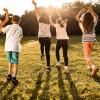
12, 15, 20, 24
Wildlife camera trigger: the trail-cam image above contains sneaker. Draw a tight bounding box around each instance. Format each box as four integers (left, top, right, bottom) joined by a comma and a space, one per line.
7, 74, 12, 82
91, 65, 99, 77
64, 66, 70, 73
12, 77, 18, 86
87, 66, 92, 71
46, 66, 51, 72
56, 61, 60, 66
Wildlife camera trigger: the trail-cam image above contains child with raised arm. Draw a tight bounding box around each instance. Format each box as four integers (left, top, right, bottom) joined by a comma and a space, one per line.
33, 2, 51, 71
76, 6, 99, 76
0, 14, 23, 86
54, 18, 69, 73
49, 8, 70, 73
0, 8, 9, 28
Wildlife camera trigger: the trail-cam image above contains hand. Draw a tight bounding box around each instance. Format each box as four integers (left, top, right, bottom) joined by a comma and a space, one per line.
81, 8, 86, 12
3, 8, 8, 14
87, 6, 93, 11
32, 0, 36, 6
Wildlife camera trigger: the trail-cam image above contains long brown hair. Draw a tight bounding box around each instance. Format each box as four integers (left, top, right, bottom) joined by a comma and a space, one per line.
39, 12, 50, 24
82, 12, 94, 33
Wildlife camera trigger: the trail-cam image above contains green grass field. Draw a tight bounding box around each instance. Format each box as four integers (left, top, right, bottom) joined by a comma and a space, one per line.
0, 36, 100, 100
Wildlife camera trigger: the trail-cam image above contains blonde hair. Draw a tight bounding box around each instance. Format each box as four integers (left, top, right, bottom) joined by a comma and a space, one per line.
56, 18, 64, 27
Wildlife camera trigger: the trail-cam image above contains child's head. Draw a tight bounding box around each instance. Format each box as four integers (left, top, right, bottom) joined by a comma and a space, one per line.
82, 12, 94, 32
11, 15, 20, 24
39, 11, 50, 24
56, 18, 64, 27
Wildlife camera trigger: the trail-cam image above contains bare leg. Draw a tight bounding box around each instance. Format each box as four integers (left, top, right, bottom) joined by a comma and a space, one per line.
8, 63, 12, 75
11, 64, 18, 78
83, 42, 93, 68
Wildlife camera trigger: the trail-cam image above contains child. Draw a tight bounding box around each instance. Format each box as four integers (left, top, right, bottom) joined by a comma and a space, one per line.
54, 18, 69, 73
34, 3, 51, 71
76, 6, 99, 76
0, 14, 23, 86
49, 8, 69, 73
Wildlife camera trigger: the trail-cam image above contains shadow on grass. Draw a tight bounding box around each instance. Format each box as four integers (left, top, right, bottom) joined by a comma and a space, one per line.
2, 85, 17, 100
0, 82, 8, 93
93, 75, 100, 83
57, 66, 69, 100
65, 73, 80, 100
30, 72, 43, 100
39, 71, 51, 100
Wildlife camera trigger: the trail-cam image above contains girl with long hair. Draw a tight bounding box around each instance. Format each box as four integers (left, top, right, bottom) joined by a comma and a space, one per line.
76, 6, 99, 76
34, 3, 51, 71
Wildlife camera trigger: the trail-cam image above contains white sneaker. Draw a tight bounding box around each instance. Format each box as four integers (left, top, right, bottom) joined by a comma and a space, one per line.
56, 62, 60, 66
64, 66, 69, 73
87, 66, 92, 71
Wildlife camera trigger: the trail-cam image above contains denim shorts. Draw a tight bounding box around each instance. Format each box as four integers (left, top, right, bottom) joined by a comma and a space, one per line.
6, 51, 19, 64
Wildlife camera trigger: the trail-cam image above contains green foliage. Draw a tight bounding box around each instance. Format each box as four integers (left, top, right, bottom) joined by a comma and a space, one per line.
0, 36, 100, 99
20, 11, 39, 36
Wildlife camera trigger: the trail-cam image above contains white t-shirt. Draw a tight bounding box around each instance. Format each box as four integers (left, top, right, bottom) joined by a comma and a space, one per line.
2, 24, 23, 52
54, 23, 69, 40
38, 23, 51, 38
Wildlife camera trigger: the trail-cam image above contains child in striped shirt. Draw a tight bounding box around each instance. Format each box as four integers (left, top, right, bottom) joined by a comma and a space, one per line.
76, 6, 99, 76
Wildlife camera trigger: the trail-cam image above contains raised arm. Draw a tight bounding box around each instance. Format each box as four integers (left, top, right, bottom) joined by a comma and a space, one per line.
32, 1, 40, 21
2, 8, 9, 26
88, 6, 99, 21
75, 8, 85, 22
0, 8, 9, 33
48, 7, 55, 26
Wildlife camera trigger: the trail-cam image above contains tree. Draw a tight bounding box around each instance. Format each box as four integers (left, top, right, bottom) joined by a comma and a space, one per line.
20, 11, 39, 36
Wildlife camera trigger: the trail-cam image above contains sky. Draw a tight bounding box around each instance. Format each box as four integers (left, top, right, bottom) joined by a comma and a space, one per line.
0, 0, 99, 16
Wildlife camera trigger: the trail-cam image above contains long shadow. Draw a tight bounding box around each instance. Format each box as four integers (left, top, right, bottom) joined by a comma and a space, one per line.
30, 72, 43, 100
0, 82, 8, 93
92, 75, 100, 83
65, 73, 80, 100
57, 66, 69, 100
2, 85, 17, 100
39, 71, 51, 100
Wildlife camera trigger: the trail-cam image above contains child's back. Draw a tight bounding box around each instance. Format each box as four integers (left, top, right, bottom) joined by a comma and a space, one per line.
1, 15, 23, 86
2, 24, 22, 52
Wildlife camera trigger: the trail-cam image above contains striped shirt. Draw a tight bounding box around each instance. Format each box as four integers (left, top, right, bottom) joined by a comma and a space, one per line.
79, 18, 98, 42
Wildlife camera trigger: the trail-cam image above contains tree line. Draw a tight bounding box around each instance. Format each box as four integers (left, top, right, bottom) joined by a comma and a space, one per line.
0, 1, 100, 36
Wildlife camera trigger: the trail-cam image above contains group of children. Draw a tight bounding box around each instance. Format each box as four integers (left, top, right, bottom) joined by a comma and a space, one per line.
0, 4, 99, 86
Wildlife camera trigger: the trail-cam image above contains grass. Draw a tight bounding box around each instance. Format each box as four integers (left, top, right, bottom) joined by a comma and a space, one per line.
0, 36, 100, 100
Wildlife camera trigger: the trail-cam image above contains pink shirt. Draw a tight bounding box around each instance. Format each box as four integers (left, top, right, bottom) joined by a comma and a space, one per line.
54, 23, 69, 40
